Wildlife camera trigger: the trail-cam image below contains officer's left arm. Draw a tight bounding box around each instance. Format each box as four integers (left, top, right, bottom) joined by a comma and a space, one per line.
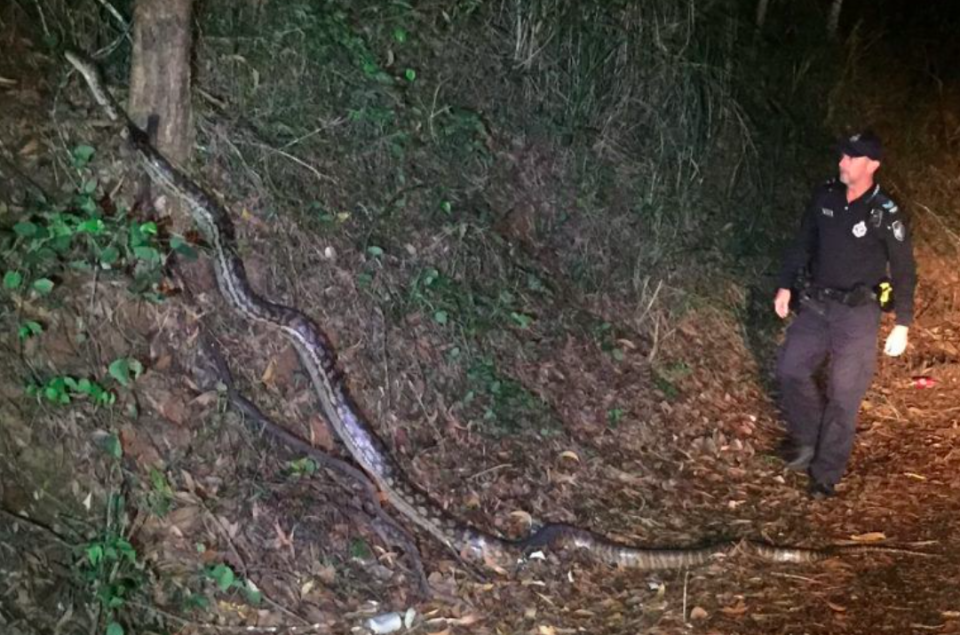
883, 210, 917, 328
882, 206, 917, 356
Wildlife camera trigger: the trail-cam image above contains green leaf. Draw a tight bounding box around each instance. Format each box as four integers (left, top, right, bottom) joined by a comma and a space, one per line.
78, 196, 98, 215
99, 246, 120, 266
44, 380, 68, 403
78, 218, 105, 234
109, 358, 132, 387
139, 222, 158, 236
3, 271, 23, 289
433, 310, 448, 325
133, 246, 161, 263
116, 538, 137, 562
349, 538, 371, 560
105, 621, 124, 635
509, 312, 534, 329
209, 564, 235, 592
13, 221, 38, 237
71, 144, 96, 168
110, 357, 143, 386
356, 272, 373, 288
404, 68, 417, 82
392, 27, 408, 43
287, 457, 318, 476
86, 543, 104, 567
103, 433, 122, 459
422, 267, 439, 286
242, 580, 263, 606
170, 236, 198, 259
32, 278, 55, 295
90, 384, 116, 406
81, 178, 98, 195
366, 245, 384, 258
18, 321, 43, 340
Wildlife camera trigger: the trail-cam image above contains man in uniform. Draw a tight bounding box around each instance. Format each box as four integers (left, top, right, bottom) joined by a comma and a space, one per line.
773, 131, 917, 499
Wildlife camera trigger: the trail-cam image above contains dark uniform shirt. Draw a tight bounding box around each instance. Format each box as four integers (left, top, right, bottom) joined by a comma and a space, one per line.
778, 179, 917, 326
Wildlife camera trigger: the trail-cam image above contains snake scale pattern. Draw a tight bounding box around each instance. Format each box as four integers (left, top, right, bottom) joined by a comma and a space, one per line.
64, 50, 930, 572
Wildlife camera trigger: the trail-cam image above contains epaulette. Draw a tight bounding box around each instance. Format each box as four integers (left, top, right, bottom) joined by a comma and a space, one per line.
867, 187, 900, 229
872, 190, 900, 215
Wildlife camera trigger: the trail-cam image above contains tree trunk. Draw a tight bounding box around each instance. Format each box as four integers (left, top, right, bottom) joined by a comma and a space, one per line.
129, 0, 194, 168
826, 0, 843, 40
755, 0, 770, 29
127, 0, 214, 290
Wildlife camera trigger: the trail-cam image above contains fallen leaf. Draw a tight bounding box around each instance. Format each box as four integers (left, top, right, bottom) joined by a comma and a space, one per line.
18, 138, 39, 156
510, 510, 533, 527
192, 390, 219, 407
308, 415, 335, 451
316, 564, 336, 585
850, 532, 886, 542
720, 600, 748, 616
538, 626, 556, 635
261, 358, 276, 385
167, 505, 201, 533
904, 472, 927, 481
558, 450, 581, 463
449, 614, 482, 626
689, 606, 708, 620
463, 491, 481, 509
826, 601, 847, 613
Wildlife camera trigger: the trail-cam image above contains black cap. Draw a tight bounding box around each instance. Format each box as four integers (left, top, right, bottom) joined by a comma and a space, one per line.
837, 131, 883, 161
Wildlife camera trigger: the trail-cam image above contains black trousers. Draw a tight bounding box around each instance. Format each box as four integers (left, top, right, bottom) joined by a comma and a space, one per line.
776, 299, 881, 485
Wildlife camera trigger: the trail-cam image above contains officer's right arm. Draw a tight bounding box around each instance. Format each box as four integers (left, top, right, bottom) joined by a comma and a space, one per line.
774, 190, 821, 315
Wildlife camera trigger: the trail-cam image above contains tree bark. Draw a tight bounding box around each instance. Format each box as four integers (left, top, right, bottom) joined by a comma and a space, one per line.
826, 0, 843, 40
129, 0, 194, 168
127, 0, 214, 290
755, 0, 770, 29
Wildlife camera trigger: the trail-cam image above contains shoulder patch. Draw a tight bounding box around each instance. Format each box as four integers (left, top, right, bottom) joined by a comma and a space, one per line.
891, 220, 906, 242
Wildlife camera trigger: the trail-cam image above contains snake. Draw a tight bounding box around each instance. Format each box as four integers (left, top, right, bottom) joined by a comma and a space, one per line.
63, 50, 933, 572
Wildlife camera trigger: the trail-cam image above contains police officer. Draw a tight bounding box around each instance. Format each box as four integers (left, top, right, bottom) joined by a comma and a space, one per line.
773, 131, 917, 499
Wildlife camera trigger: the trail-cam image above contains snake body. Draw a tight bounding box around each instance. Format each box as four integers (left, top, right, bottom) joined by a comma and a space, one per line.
64, 51, 930, 572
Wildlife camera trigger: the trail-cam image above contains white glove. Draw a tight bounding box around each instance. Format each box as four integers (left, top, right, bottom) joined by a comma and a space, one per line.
884, 325, 909, 357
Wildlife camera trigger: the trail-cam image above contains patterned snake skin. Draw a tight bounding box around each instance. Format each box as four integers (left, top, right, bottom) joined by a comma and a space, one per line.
64, 51, 932, 572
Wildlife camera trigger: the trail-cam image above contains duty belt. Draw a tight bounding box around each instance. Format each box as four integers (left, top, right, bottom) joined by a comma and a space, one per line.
805, 284, 875, 308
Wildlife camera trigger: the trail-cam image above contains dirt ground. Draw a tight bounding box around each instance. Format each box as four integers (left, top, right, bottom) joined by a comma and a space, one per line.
3, 28, 960, 635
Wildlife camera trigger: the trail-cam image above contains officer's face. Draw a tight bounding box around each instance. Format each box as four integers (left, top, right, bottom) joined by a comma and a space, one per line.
838, 154, 879, 187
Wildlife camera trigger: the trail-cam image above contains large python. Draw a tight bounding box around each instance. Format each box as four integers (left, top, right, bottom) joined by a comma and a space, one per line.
63, 51, 931, 573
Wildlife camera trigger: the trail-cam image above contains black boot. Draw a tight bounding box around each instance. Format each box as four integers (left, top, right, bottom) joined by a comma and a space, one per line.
784, 445, 815, 472
807, 479, 836, 499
